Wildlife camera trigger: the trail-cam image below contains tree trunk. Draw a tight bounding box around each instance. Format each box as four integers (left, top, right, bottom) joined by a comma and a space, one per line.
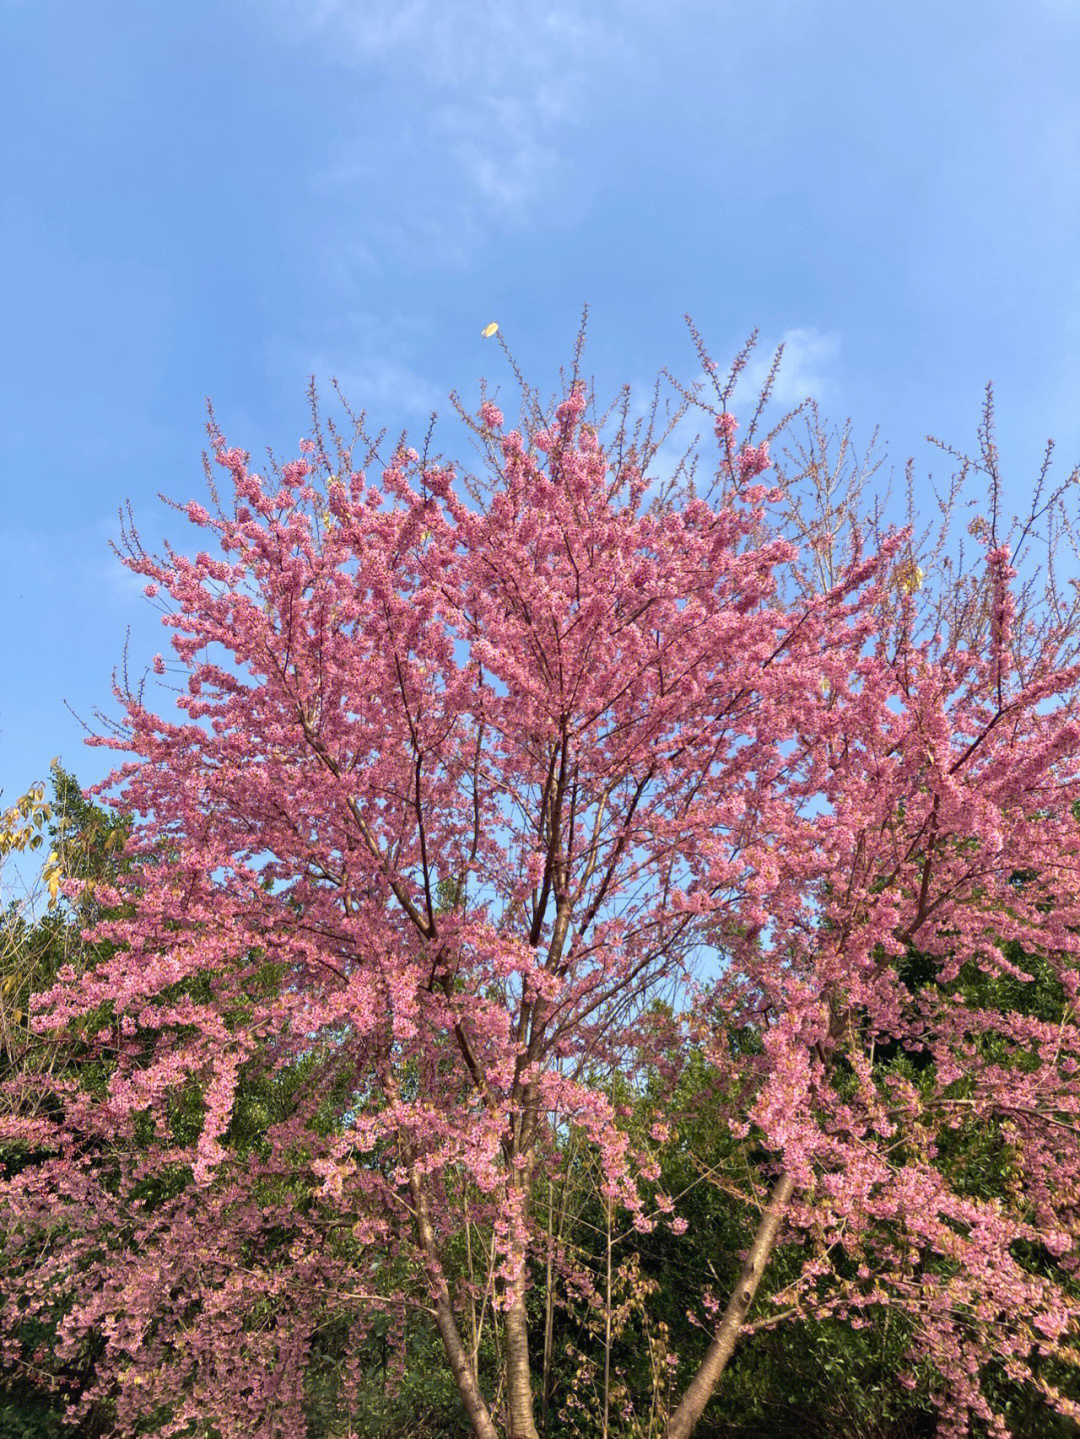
503, 1162, 540, 1438
663, 1170, 795, 1439
505, 1282, 540, 1439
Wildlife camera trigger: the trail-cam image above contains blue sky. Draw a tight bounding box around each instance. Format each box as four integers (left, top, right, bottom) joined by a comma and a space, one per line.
2, 0, 1079, 815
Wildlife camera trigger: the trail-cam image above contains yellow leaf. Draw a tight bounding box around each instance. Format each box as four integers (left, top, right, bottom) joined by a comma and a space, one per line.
481, 322, 499, 338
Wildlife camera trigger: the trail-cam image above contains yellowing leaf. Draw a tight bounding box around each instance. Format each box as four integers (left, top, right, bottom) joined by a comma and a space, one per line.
481, 322, 499, 338
44, 850, 62, 908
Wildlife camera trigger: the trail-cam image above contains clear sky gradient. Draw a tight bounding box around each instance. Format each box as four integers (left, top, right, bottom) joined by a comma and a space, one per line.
2, 0, 1079, 809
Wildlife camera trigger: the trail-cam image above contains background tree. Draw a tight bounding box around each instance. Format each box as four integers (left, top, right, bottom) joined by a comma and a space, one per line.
0, 765, 131, 1437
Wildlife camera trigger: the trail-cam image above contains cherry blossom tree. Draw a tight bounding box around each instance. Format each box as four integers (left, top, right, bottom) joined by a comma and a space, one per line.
2, 317, 1080, 1439
656, 383, 1080, 1439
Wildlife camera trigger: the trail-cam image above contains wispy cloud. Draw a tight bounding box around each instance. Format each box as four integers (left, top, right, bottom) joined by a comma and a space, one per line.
288, 0, 618, 89
432, 93, 561, 224
267, 0, 632, 252
264, 313, 447, 431
318, 358, 446, 418
729, 327, 843, 413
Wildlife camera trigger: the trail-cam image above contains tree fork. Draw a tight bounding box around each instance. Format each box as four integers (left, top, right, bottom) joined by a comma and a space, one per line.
662, 1170, 796, 1439
388, 1059, 502, 1439
409, 1166, 502, 1439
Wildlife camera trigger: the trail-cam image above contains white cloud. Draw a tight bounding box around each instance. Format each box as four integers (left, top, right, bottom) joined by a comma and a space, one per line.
287, 0, 618, 89
322, 358, 446, 417
263, 0, 632, 247
263, 311, 447, 425
431, 93, 561, 224
729, 327, 843, 412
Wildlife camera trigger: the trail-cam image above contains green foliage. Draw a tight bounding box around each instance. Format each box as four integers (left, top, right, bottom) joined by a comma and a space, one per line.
1, 764, 130, 1097
0, 1390, 79, 1439
541, 1049, 939, 1439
